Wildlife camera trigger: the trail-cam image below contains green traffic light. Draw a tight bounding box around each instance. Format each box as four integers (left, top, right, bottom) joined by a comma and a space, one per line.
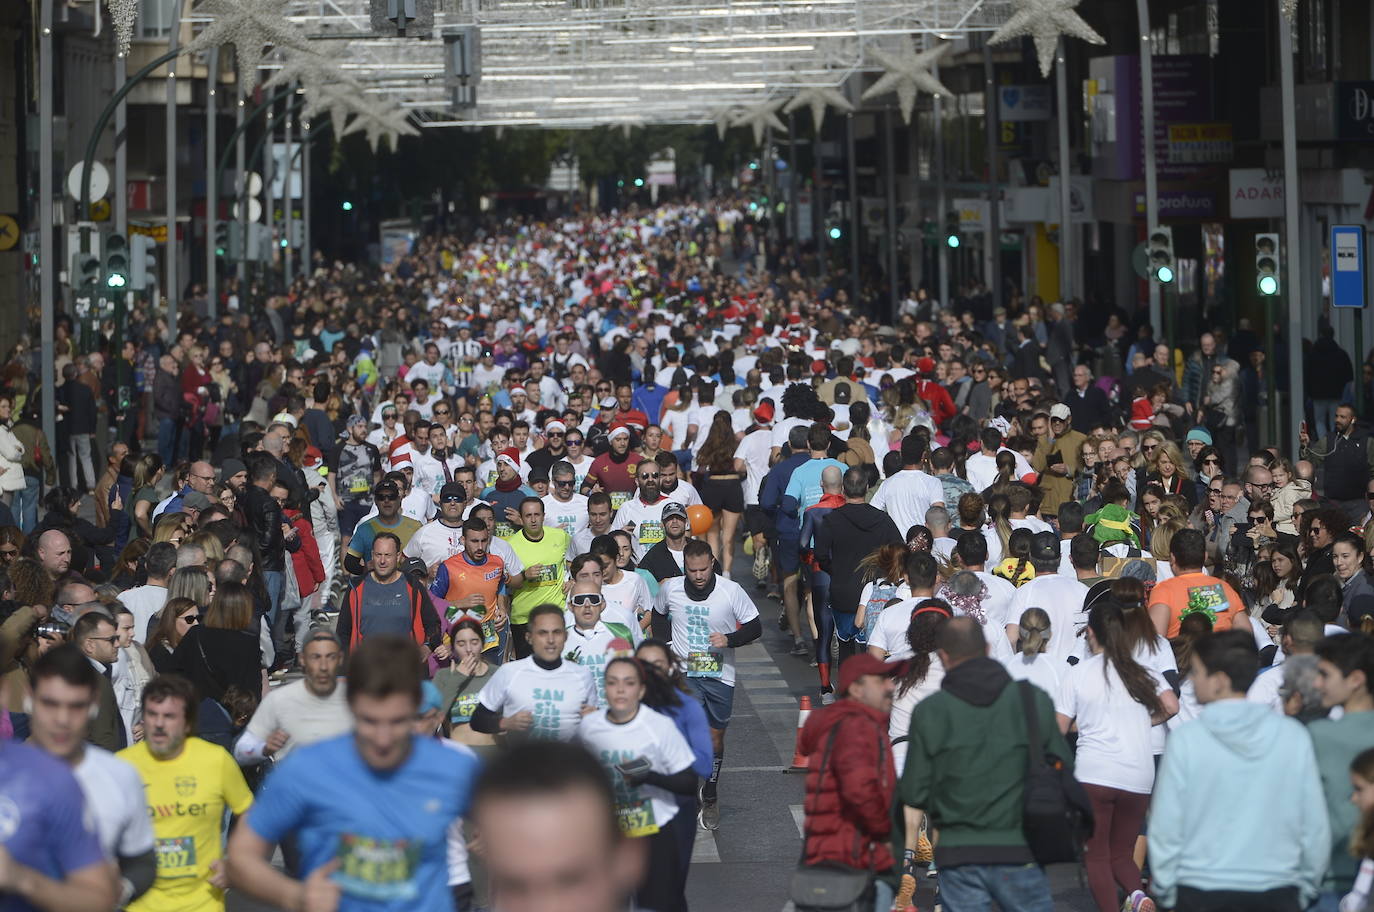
634, 178, 644, 187
946, 235, 961, 249
1258, 275, 1278, 296
341, 201, 353, 211
106, 274, 127, 288
215, 247, 226, 257
828, 227, 842, 240
1156, 265, 1175, 284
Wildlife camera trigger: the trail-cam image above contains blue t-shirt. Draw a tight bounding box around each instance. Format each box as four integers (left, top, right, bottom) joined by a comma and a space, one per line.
0, 742, 105, 912
247, 734, 479, 910
782, 458, 848, 531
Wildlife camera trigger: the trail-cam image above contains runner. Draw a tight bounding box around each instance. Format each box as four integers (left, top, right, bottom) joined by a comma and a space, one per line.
540, 460, 588, 538
329, 414, 383, 551
589, 534, 653, 633
233, 628, 351, 767
563, 580, 640, 703
612, 457, 670, 562
119, 673, 253, 912
428, 518, 510, 662
344, 480, 423, 575
651, 539, 761, 829
226, 635, 481, 911
581, 426, 643, 510
503, 498, 570, 658
406, 481, 481, 572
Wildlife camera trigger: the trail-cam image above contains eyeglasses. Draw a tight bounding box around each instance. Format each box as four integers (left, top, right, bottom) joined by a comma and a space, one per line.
434, 409, 451, 416
1248, 515, 1266, 522
459, 416, 474, 423
570, 593, 604, 607
193, 474, 215, 482
1310, 525, 1326, 535
375, 494, 400, 502
546, 431, 564, 437
179, 614, 200, 625
90, 635, 120, 644
1142, 444, 1158, 452
566, 438, 584, 446
555, 478, 574, 486
1248, 482, 1275, 490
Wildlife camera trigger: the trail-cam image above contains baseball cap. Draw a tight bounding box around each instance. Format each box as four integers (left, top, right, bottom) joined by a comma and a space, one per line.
1049, 403, 1072, 422
272, 412, 298, 428
600, 396, 618, 410
439, 482, 465, 502
837, 653, 906, 696
662, 502, 689, 522
1030, 531, 1060, 563
374, 480, 401, 499
184, 491, 214, 511
347, 414, 367, 428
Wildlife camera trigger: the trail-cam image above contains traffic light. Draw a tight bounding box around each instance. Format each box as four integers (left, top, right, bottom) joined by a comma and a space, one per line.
341, 200, 353, 211
1147, 226, 1175, 284
944, 211, 961, 249
74, 252, 101, 289
215, 222, 230, 258
633, 178, 644, 187
827, 222, 842, 241
130, 234, 158, 290
1255, 233, 1280, 296
103, 233, 129, 289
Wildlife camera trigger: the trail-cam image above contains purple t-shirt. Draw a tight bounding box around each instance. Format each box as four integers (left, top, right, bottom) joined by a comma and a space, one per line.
0, 742, 105, 911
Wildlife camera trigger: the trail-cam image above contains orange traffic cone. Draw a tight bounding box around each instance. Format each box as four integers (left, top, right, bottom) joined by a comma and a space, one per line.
786, 696, 813, 772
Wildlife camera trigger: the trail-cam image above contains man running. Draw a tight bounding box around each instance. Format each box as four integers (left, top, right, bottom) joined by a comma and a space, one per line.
581, 425, 643, 510
234, 628, 351, 767
344, 480, 423, 576
429, 518, 510, 661
337, 532, 440, 658
540, 460, 588, 539
613, 456, 670, 562
652, 539, 762, 829
564, 580, 640, 705
227, 635, 481, 911
503, 498, 571, 658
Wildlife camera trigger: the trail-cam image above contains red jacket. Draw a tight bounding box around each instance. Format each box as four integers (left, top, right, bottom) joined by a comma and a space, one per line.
285, 509, 324, 598
800, 699, 896, 872
916, 379, 956, 429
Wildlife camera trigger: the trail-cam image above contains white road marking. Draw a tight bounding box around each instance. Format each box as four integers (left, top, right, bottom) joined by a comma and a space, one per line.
790, 803, 806, 839
691, 824, 721, 863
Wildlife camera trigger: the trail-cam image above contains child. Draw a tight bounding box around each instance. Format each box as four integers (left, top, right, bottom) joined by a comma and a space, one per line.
1341, 747, 1374, 912
1269, 456, 1312, 536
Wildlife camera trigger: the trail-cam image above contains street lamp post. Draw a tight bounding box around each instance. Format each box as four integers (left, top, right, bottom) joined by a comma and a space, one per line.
165, 0, 186, 337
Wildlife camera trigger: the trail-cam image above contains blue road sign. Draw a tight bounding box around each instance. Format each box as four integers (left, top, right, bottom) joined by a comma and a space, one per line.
1332, 225, 1366, 309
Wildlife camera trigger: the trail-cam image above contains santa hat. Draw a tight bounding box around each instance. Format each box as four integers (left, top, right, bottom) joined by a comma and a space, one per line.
390, 444, 414, 469
497, 447, 521, 470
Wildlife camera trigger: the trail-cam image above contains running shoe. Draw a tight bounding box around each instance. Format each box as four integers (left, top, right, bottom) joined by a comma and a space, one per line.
915, 832, 934, 865
891, 873, 917, 911
820, 690, 835, 706
752, 543, 771, 582
1123, 890, 1155, 912
699, 799, 720, 830
790, 640, 809, 657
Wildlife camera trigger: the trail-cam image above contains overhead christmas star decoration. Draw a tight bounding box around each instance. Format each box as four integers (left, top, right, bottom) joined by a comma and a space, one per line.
731, 100, 787, 145
184, 0, 316, 92
862, 39, 953, 125
342, 103, 418, 153
987, 0, 1105, 79
302, 83, 361, 137
711, 106, 742, 140
108, 0, 139, 56
262, 51, 350, 94
783, 85, 853, 132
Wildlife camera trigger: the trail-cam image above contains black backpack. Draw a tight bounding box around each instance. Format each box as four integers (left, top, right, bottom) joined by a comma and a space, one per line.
1017, 681, 1094, 865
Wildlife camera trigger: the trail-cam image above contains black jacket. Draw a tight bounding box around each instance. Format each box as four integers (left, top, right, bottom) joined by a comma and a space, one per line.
242, 483, 289, 571
639, 540, 718, 583
814, 503, 903, 615
152, 369, 182, 421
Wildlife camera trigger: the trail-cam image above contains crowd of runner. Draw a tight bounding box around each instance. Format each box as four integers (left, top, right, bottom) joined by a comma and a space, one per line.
0, 198, 1373, 912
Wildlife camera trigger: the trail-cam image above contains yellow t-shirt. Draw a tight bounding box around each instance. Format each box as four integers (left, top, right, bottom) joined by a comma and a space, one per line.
503, 527, 571, 625
119, 737, 254, 912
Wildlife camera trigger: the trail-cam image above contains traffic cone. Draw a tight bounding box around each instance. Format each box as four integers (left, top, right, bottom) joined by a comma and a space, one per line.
786, 696, 813, 772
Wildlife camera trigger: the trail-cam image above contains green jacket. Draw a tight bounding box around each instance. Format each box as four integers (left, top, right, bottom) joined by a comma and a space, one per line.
899, 657, 1072, 866
1309, 710, 1374, 891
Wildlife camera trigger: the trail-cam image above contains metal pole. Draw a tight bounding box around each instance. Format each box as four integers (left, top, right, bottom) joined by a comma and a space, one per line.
1357, 309, 1365, 418
115, 53, 127, 235
265, 100, 275, 284
303, 121, 312, 281
1055, 40, 1073, 303
983, 43, 1001, 304
283, 88, 294, 288
165, 0, 185, 336
845, 112, 860, 309
1279, 3, 1304, 449
935, 79, 948, 312
205, 46, 218, 320
1137, 0, 1161, 336
40, 0, 56, 448
885, 108, 898, 320
786, 111, 798, 245
236, 98, 246, 290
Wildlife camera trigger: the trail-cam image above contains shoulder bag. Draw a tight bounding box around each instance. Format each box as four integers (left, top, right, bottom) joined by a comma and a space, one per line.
788, 725, 879, 912
1017, 680, 1094, 865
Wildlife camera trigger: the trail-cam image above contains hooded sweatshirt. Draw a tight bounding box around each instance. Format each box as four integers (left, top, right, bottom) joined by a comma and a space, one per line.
899, 657, 1070, 866
1148, 699, 1330, 908
814, 502, 904, 616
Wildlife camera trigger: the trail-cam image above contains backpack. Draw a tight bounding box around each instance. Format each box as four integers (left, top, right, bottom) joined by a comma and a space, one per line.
1017, 681, 1094, 865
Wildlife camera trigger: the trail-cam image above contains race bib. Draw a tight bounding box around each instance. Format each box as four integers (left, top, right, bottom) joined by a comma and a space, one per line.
154, 837, 197, 879
687, 651, 723, 678
334, 834, 420, 901
450, 692, 480, 725
638, 521, 664, 545
610, 491, 631, 510
348, 476, 371, 494
535, 563, 559, 583
494, 521, 516, 539
616, 799, 659, 838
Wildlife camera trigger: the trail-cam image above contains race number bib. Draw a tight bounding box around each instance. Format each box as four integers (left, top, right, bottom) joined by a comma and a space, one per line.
154, 837, 197, 879
687, 651, 723, 678
638, 521, 664, 545
334, 834, 420, 901
493, 521, 516, 539
450, 692, 480, 725
616, 799, 659, 838
610, 491, 631, 510
348, 476, 371, 494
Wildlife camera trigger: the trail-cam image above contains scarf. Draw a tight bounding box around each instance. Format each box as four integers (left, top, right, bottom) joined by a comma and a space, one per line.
495, 474, 523, 493
684, 571, 717, 603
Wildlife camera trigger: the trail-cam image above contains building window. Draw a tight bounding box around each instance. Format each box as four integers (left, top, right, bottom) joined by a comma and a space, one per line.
138, 0, 175, 38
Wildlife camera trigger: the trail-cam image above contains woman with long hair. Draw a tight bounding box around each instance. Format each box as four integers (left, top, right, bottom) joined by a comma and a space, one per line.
1056, 600, 1179, 912
109, 537, 149, 590
169, 579, 265, 706
151, 512, 191, 546
148, 596, 200, 673
695, 411, 744, 577
853, 543, 911, 659
1145, 440, 1195, 506
126, 453, 164, 537
434, 617, 497, 754
1001, 606, 1060, 696
577, 655, 698, 912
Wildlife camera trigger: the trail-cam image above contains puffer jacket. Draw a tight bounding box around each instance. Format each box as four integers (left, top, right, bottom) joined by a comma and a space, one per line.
799, 698, 895, 873
0, 425, 23, 493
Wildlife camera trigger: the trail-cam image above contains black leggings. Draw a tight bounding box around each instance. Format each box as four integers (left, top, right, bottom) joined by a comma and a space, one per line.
636, 822, 687, 912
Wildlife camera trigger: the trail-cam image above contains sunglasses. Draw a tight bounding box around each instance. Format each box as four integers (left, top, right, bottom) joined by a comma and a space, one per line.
441, 495, 463, 503
375, 494, 400, 502
179, 614, 200, 625
434, 409, 450, 416
567, 439, 584, 446
1142, 444, 1158, 452
0, 548, 18, 558
570, 593, 604, 607
638, 473, 660, 481
555, 478, 575, 486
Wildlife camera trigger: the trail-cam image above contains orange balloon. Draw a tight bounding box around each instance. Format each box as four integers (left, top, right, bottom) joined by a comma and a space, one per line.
686, 504, 714, 536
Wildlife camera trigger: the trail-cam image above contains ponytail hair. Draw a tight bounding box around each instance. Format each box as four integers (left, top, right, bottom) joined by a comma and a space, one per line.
1088, 600, 1164, 715
1017, 607, 1051, 657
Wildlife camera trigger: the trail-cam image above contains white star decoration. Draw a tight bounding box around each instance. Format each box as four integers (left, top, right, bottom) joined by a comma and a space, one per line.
731, 100, 787, 146
302, 83, 359, 138
987, 0, 1105, 79
862, 40, 953, 125
712, 106, 741, 141
783, 86, 853, 131
108, 0, 139, 56
184, 0, 315, 92
341, 103, 418, 153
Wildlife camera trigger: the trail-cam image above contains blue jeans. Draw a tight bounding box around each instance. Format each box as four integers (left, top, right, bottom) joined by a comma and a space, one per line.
1307, 891, 1341, 912
872, 878, 894, 912
263, 570, 285, 653
13, 476, 39, 534
157, 417, 178, 467
937, 863, 1054, 912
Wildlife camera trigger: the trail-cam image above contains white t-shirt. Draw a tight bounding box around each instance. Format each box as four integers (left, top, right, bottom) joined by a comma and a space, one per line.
73, 746, 156, 859
869, 597, 922, 661
405, 519, 469, 571
578, 705, 696, 831
602, 572, 652, 631
970, 570, 1019, 660
653, 575, 759, 687
870, 470, 946, 537
660, 481, 703, 508
1054, 652, 1169, 794
613, 496, 671, 561
1133, 636, 1178, 755
1001, 651, 1062, 699
541, 492, 589, 539
661, 408, 694, 451
476, 656, 598, 742
562, 619, 641, 705
565, 455, 595, 493
965, 448, 1035, 492
734, 428, 773, 505
1007, 574, 1089, 666
242, 680, 352, 760
1247, 662, 1287, 712
889, 656, 944, 775
118, 584, 168, 644
1010, 516, 1053, 534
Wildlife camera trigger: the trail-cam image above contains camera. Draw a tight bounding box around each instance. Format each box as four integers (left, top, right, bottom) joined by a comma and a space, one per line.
34, 618, 70, 640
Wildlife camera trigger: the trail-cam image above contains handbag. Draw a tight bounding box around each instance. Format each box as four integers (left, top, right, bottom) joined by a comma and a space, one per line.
1017, 681, 1094, 865
788, 727, 878, 912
